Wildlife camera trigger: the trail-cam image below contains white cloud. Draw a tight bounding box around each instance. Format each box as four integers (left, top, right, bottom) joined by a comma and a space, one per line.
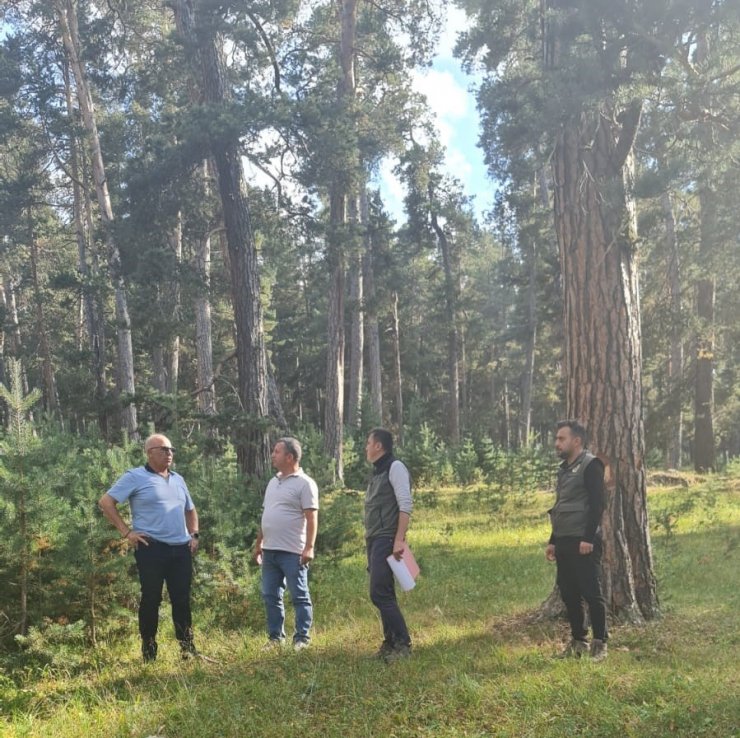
376, 157, 407, 224
412, 69, 469, 123
437, 5, 469, 61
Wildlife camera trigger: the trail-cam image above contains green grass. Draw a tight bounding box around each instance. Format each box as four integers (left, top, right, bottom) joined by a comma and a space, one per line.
2, 474, 739, 738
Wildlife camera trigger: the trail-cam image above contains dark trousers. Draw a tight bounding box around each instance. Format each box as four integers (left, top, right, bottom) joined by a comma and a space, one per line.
134, 540, 193, 643
367, 536, 411, 648
555, 537, 608, 642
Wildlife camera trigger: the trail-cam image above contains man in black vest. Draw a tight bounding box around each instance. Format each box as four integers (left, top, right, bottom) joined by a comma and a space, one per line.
364, 428, 413, 662
546, 420, 608, 661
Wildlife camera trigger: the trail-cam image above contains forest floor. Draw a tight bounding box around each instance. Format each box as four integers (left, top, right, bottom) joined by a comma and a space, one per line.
2, 470, 739, 738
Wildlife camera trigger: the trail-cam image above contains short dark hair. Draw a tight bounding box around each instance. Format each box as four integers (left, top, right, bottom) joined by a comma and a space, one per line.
556, 419, 588, 445
276, 436, 302, 463
368, 428, 393, 454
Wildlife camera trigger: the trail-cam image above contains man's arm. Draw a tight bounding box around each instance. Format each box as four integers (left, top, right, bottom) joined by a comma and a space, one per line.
393, 512, 410, 560
185, 507, 199, 553
254, 527, 264, 564
301, 509, 318, 565
389, 461, 413, 560
580, 459, 606, 554
98, 493, 149, 546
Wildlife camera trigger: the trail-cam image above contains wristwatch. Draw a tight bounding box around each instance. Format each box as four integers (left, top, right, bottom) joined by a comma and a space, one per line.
192, 532, 200, 539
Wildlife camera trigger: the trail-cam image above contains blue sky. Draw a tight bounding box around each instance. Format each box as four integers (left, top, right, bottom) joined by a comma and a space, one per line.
376, 6, 492, 223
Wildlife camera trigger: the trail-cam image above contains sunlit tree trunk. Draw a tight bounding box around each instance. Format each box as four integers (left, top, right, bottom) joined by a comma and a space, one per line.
363, 192, 383, 425
56, 0, 138, 438
194, 163, 216, 417
324, 0, 359, 481
347, 194, 364, 430
520, 238, 537, 447
62, 58, 108, 433
390, 290, 403, 443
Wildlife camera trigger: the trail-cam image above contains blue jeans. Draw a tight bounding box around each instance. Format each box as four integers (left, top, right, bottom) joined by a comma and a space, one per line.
261, 549, 313, 642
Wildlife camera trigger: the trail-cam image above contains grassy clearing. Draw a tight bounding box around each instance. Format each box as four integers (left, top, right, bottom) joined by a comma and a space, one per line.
1, 473, 739, 738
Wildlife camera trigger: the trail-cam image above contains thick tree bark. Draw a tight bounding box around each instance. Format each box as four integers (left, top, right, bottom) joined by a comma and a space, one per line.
172, 0, 270, 476
551, 107, 659, 622
56, 0, 138, 439
662, 191, 683, 468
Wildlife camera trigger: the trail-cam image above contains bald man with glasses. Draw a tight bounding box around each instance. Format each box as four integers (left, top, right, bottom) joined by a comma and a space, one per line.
99, 433, 200, 662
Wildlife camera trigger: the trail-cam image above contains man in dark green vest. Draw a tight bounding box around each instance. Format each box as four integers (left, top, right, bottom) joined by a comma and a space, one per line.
364, 428, 413, 662
546, 420, 608, 661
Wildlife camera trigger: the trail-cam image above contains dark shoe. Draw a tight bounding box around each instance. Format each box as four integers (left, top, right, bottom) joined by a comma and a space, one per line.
557, 639, 589, 659
374, 641, 394, 660
142, 638, 158, 663
590, 639, 608, 661
383, 644, 411, 663
179, 639, 198, 660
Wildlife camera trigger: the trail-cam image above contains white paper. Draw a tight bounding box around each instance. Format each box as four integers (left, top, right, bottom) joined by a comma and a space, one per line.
386, 554, 416, 591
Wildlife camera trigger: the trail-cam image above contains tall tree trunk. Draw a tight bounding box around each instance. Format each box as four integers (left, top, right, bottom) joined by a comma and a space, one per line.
501, 377, 511, 451
62, 58, 108, 432
520, 238, 537, 447
56, 0, 138, 439
0, 285, 5, 427
325, 231, 346, 479
193, 163, 216, 417
552, 106, 658, 622
324, 0, 359, 481
167, 213, 182, 397
662, 191, 683, 469
172, 0, 270, 476
28, 217, 60, 415
152, 340, 167, 394
693, 28, 716, 473
347, 195, 364, 430
430, 207, 460, 446
363, 192, 383, 425
3, 277, 31, 401
390, 290, 403, 443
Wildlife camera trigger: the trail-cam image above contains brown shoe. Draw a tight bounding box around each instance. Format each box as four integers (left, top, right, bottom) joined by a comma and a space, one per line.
590, 639, 608, 661
557, 639, 589, 658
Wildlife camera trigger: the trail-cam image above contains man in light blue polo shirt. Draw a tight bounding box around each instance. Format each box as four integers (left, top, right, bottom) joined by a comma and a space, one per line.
99, 433, 200, 662
253, 437, 319, 651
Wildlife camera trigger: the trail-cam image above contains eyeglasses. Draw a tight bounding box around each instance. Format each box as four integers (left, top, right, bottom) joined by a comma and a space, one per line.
148, 446, 176, 454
